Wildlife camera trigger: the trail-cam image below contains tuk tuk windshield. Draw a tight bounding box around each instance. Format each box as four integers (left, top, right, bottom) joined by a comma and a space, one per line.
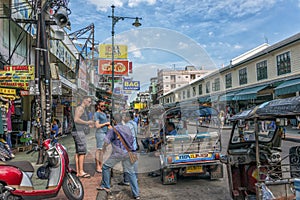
231, 119, 276, 144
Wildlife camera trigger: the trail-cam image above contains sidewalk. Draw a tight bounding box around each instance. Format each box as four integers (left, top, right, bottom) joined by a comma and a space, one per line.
9, 132, 102, 200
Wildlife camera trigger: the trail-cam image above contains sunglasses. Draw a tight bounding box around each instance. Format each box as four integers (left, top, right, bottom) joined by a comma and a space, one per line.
100, 105, 106, 108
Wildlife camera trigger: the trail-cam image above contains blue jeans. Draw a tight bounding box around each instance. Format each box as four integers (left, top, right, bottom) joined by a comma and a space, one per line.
101, 156, 139, 197
123, 160, 138, 182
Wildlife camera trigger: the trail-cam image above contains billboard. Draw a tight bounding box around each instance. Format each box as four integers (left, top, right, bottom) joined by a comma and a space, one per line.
99, 44, 128, 59
123, 80, 140, 90
98, 60, 128, 76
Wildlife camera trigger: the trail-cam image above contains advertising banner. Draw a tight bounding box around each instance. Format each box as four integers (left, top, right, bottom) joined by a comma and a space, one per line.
0, 65, 35, 90
98, 60, 128, 76
123, 80, 140, 90
99, 44, 128, 59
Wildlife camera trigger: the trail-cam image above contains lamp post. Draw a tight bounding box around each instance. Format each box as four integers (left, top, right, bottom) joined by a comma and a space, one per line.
108, 5, 142, 116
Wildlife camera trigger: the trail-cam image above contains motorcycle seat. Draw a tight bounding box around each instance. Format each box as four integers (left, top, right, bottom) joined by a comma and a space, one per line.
5, 161, 34, 173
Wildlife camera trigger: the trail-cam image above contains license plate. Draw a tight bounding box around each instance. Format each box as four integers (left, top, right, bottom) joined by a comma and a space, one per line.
186, 166, 203, 173
176, 153, 210, 160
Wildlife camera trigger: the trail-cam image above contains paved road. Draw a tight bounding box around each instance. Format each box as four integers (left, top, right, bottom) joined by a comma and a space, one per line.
8, 125, 300, 200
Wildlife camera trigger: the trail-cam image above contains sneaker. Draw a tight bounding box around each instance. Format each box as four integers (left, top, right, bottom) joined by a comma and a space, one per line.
134, 196, 140, 200
118, 181, 130, 186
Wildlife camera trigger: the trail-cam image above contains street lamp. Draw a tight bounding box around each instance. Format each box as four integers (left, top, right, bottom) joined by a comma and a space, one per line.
108, 5, 142, 115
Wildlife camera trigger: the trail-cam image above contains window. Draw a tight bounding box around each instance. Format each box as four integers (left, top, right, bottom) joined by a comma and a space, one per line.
171, 75, 176, 82
277, 52, 291, 75
187, 89, 190, 98
190, 74, 196, 79
171, 84, 176, 89
206, 81, 210, 93
185, 76, 189, 78
182, 91, 186, 99
198, 84, 203, 95
239, 68, 247, 85
256, 60, 268, 81
192, 86, 196, 96
212, 78, 220, 91
3, 9, 27, 57
225, 73, 232, 89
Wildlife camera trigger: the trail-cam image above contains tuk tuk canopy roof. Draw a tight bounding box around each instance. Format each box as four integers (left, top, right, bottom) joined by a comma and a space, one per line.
230, 96, 300, 121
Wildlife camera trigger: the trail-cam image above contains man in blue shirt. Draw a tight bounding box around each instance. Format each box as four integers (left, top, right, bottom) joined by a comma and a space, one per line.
119, 111, 139, 186
97, 113, 140, 200
51, 119, 59, 138
155, 122, 177, 150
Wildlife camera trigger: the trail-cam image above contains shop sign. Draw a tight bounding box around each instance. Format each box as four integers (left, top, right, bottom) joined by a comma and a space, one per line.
99, 44, 128, 59
123, 80, 140, 90
20, 90, 29, 96
0, 65, 35, 90
78, 79, 89, 91
0, 88, 16, 95
98, 60, 128, 76
49, 40, 76, 71
59, 75, 77, 90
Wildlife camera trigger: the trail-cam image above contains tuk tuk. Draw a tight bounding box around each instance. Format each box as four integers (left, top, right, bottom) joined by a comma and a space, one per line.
159, 104, 223, 184
221, 96, 300, 200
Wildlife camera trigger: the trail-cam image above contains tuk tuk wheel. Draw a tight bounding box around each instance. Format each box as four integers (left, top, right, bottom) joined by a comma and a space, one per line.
161, 168, 177, 185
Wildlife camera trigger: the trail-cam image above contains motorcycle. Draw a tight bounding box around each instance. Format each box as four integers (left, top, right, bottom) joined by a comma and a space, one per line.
0, 138, 84, 200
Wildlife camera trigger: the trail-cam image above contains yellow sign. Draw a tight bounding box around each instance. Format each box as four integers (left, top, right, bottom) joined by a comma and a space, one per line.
0, 88, 16, 95
99, 44, 128, 59
0, 65, 35, 89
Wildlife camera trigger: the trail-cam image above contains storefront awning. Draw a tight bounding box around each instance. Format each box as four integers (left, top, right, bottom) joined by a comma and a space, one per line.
275, 78, 300, 96
198, 96, 210, 103
210, 95, 219, 102
219, 91, 237, 101
232, 85, 268, 101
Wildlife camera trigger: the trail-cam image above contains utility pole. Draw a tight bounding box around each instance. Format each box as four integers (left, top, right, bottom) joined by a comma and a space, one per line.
34, 0, 44, 164
35, 0, 70, 164
35, 0, 52, 164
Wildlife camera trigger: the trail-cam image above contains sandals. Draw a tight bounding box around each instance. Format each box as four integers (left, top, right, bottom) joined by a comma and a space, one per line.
96, 186, 111, 195
78, 173, 91, 178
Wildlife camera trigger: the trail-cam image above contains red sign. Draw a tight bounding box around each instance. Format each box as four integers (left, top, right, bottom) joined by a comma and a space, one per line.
98, 60, 128, 76
20, 90, 29, 96
129, 61, 132, 73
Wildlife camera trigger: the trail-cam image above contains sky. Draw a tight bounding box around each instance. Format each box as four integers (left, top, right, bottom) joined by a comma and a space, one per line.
67, 0, 300, 100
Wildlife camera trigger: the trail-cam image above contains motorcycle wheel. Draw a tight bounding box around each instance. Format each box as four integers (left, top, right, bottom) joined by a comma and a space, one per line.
62, 172, 84, 200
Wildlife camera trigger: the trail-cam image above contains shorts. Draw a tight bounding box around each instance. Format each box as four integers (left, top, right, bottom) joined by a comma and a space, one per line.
72, 131, 87, 155
95, 131, 106, 149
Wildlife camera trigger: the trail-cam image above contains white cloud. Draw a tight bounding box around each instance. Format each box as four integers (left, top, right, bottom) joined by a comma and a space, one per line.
233, 44, 243, 49
128, 0, 156, 7
87, 0, 123, 12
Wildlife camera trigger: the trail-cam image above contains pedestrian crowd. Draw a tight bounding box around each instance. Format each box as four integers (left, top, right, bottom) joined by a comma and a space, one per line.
72, 96, 140, 200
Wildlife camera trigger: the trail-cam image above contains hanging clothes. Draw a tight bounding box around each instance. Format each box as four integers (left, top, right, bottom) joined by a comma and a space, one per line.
0, 115, 3, 135
6, 104, 12, 132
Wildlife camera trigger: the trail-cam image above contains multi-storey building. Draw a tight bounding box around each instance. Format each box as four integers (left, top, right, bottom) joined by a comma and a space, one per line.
160, 32, 300, 114
156, 66, 213, 99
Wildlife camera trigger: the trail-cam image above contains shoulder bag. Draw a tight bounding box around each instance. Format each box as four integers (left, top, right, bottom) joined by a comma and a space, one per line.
113, 127, 138, 164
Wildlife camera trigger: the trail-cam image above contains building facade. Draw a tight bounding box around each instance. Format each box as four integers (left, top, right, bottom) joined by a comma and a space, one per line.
160, 32, 300, 115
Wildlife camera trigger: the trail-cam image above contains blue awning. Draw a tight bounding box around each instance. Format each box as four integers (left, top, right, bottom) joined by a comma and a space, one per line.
219, 91, 237, 101
210, 95, 219, 102
232, 85, 268, 101
198, 96, 210, 103
275, 78, 300, 96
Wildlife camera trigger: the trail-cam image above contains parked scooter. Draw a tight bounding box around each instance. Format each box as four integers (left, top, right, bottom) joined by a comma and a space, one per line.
0, 138, 84, 200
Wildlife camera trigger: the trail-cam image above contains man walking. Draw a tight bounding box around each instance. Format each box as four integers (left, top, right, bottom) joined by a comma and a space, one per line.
97, 113, 140, 200
118, 111, 139, 186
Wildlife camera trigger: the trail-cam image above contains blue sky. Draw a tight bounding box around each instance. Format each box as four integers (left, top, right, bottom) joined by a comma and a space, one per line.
68, 0, 300, 97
